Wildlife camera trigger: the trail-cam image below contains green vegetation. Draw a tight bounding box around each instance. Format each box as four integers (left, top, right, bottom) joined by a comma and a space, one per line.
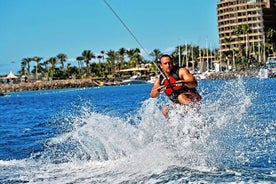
17, 27, 275, 80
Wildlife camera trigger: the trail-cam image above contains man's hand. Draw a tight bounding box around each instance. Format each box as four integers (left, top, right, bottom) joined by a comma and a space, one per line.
174, 80, 185, 86
157, 80, 185, 92
157, 85, 166, 92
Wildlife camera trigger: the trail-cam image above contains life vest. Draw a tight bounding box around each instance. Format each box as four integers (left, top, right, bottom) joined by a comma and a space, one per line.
159, 67, 186, 96
160, 75, 182, 96
159, 67, 199, 99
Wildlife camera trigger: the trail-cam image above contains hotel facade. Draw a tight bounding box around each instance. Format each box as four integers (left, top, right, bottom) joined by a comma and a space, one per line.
217, 0, 276, 60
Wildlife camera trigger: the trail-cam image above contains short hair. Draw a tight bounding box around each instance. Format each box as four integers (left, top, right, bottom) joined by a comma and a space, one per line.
158, 54, 172, 63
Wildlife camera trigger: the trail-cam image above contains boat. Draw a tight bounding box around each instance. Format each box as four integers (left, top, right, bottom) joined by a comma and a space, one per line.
0, 92, 11, 97
147, 76, 158, 83
121, 73, 147, 85
258, 56, 276, 78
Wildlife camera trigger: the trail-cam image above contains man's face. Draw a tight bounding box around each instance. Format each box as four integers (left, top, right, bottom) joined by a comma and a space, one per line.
160, 56, 173, 74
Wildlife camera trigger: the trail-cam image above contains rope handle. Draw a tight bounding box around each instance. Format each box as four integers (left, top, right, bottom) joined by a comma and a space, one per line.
157, 80, 185, 92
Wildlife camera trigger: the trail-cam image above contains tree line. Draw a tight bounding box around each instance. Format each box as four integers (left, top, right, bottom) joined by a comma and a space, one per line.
20, 48, 150, 80
18, 26, 276, 80
222, 26, 276, 70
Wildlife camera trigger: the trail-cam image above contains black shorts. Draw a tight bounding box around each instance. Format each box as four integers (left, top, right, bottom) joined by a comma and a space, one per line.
168, 90, 202, 104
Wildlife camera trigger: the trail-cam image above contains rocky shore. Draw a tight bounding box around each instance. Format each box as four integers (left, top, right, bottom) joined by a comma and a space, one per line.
0, 70, 259, 93
0, 79, 102, 93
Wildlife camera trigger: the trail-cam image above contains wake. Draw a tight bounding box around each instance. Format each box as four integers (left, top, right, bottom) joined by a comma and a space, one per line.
0, 79, 258, 183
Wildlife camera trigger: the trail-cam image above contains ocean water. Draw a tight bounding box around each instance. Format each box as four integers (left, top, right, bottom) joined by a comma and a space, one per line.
0, 78, 275, 183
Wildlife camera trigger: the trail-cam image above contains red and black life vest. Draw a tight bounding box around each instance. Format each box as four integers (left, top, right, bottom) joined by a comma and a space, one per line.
160, 74, 182, 96
159, 67, 198, 98
159, 67, 185, 95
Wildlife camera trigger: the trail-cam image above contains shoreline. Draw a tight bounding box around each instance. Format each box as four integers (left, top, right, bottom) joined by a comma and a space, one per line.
0, 70, 260, 93
0, 79, 101, 93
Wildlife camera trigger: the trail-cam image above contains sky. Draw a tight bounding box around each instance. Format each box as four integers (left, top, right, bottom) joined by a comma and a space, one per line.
0, 0, 219, 75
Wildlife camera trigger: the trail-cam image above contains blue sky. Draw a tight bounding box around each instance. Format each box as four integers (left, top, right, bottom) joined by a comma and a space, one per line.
0, 0, 219, 75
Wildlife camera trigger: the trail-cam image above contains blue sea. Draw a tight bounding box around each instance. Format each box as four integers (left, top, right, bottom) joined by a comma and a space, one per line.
0, 78, 275, 183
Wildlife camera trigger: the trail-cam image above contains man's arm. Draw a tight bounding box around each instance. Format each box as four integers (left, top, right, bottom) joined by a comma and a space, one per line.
150, 77, 161, 98
179, 68, 198, 89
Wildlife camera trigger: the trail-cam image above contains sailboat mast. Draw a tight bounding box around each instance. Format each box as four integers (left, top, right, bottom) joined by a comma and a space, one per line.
178, 41, 181, 66
186, 41, 188, 68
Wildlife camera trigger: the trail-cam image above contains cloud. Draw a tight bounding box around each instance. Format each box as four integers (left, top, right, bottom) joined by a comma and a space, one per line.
164, 46, 175, 53
67, 57, 76, 62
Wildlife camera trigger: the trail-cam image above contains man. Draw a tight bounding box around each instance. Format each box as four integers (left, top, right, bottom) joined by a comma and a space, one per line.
150, 54, 201, 118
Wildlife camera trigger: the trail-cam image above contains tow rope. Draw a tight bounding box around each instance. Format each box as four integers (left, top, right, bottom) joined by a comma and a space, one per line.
102, 0, 168, 80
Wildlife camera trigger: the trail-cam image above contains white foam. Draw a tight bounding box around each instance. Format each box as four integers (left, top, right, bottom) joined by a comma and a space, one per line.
1, 79, 259, 183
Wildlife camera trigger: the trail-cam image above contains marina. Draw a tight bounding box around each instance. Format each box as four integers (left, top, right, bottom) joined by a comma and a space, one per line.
258, 56, 276, 78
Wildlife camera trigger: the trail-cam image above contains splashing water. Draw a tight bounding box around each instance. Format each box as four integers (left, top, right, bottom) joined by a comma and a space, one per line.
0, 79, 275, 183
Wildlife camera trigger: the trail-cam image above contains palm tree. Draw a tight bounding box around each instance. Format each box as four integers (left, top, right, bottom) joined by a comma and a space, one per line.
76, 56, 84, 77
233, 24, 251, 58
233, 25, 243, 57
20, 58, 28, 75
57, 53, 67, 71
118, 47, 126, 71
134, 48, 143, 66
266, 28, 276, 55
41, 61, 49, 78
24, 57, 32, 75
82, 50, 95, 77
100, 50, 105, 62
126, 48, 141, 68
223, 37, 234, 69
241, 24, 251, 58
96, 55, 103, 77
105, 50, 117, 74
47, 57, 57, 78
97, 55, 102, 63
150, 49, 162, 62
33, 56, 43, 79
148, 49, 162, 73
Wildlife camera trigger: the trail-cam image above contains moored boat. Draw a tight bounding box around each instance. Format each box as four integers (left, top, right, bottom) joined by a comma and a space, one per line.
0, 92, 11, 97
258, 56, 276, 78
121, 73, 147, 85
147, 76, 158, 83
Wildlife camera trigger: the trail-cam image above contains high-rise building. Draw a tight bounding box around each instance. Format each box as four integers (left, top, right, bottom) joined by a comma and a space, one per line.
217, 0, 276, 58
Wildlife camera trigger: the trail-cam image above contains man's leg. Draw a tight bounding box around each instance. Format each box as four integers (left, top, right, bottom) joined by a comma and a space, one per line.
177, 93, 192, 105
162, 105, 169, 118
